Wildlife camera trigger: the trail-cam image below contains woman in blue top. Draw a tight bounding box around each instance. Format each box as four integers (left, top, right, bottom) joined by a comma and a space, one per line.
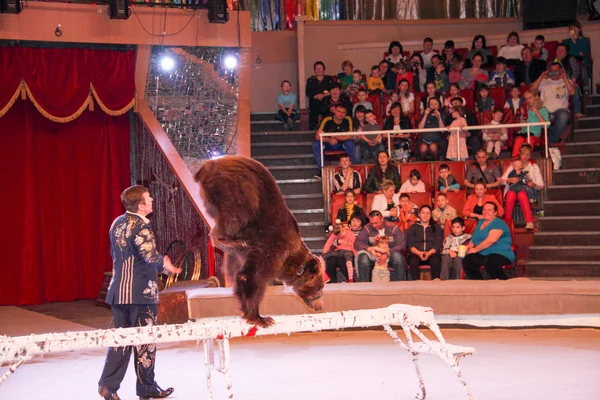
463, 202, 515, 280
511, 90, 549, 158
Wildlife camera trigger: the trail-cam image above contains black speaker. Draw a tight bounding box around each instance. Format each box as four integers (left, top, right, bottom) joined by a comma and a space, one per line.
208, 0, 229, 24
523, 0, 577, 30
108, 0, 130, 20
0, 0, 22, 14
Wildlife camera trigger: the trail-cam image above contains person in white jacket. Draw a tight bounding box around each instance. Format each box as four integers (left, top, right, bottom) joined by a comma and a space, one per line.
370, 179, 401, 221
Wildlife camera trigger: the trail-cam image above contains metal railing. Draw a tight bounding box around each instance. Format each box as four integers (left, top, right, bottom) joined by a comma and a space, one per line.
318, 121, 551, 167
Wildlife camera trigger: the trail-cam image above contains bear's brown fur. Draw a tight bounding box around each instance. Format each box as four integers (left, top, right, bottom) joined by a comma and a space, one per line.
194, 156, 324, 327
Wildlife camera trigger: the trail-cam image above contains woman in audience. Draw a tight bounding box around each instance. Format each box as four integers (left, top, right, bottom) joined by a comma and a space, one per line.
397, 79, 415, 119
406, 205, 443, 280
365, 151, 400, 193
387, 41, 406, 64
448, 55, 466, 89
467, 35, 493, 68
497, 32, 524, 65
463, 180, 504, 220
417, 97, 447, 161
444, 83, 465, 110
419, 81, 444, 112
462, 53, 489, 90
322, 221, 356, 283
384, 102, 412, 163
463, 202, 515, 280
371, 179, 400, 222
410, 53, 428, 93
511, 90, 549, 157
353, 104, 367, 131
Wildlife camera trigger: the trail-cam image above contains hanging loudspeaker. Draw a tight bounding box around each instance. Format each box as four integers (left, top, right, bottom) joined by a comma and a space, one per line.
208, 0, 229, 24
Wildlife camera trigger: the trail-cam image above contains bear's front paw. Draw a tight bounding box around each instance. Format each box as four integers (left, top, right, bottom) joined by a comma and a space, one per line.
244, 315, 275, 328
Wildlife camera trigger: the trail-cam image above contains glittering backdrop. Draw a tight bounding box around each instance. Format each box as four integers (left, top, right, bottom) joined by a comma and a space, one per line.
145, 46, 239, 173
130, 113, 224, 284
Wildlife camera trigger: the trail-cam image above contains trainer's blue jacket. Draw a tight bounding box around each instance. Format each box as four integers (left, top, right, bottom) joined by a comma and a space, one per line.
106, 212, 165, 305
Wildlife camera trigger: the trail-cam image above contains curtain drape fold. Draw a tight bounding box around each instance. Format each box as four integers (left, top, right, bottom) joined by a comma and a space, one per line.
0, 47, 136, 122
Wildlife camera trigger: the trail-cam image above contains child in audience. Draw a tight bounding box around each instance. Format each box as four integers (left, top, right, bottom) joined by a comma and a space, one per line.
371, 236, 390, 283
432, 192, 458, 227
368, 65, 385, 93
398, 193, 419, 231
437, 163, 461, 192
323, 219, 355, 282
532, 35, 549, 61
336, 189, 363, 224
506, 159, 529, 194
476, 84, 495, 112
276, 80, 298, 130
444, 83, 465, 110
400, 169, 426, 193
347, 69, 366, 96
385, 90, 399, 116
395, 62, 413, 90
420, 81, 444, 112
352, 89, 373, 114
337, 60, 354, 90
446, 106, 469, 161
348, 212, 365, 235
448, 55, 466, 88
397, 79, 415, 118
353, 104, 367, 130
440, 217, 471, 280
356, 110, 384, 163
488, 57, 515, 87
432, 60, 450, 93
504, 86, 524, 116
483, 109, 508, 159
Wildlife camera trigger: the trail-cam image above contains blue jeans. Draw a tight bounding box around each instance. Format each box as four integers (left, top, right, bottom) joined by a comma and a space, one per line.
313, 140, 355, 167
548, 109, 570, 143
572, 90, 582, 115
356, 251, 406, 282
355, 141, 385, 164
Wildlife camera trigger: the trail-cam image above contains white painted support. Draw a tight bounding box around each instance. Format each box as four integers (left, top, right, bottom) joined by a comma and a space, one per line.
0, 304, 476, 399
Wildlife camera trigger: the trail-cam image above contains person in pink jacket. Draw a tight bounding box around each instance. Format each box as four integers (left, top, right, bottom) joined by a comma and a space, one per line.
322, 221, 357, 282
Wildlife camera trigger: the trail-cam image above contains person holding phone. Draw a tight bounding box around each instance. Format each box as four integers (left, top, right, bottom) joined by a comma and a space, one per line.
417, 97, 447, 161
530, 63, 576, 143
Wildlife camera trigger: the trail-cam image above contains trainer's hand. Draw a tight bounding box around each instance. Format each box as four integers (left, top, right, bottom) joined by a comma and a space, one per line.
163, 256, 182, 274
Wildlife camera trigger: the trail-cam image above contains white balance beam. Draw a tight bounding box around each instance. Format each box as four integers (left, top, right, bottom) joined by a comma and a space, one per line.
0, 304, 476, 399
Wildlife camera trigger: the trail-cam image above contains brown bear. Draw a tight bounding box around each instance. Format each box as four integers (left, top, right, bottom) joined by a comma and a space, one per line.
194, 155, 325, 327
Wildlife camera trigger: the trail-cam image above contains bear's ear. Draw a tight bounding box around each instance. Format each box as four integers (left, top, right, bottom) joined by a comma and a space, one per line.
306, 255, 324, 274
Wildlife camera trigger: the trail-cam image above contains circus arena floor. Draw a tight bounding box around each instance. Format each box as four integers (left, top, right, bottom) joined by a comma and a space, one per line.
1, 302, 599, 400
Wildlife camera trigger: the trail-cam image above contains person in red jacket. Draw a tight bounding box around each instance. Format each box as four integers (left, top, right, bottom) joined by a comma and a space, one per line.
462, 180, 504, 220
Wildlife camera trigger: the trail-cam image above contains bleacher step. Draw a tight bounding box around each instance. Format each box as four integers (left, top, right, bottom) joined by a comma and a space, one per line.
255, 153, 316, 167
589, 95, 600, 106
529, 246, 600, 262
252, 142, 313, 156
544, 200, 600, 216
283, 193, 323, 209
277, 181, 322, 195
552, 168, 600, 185
583, 104, 600, 117
297, 222, 327, 237
525, 261, 600, 277
251, 121, 301, 132
538, 215, 600, 232
290, 209, 325, 223
560, 153, 600, 169
545, 184, 600, 201
565, 141, 600, 154
267, 165, 318, 180
575, 115, 600, 130
533, 231, 600, 246
573, 128, 600, 142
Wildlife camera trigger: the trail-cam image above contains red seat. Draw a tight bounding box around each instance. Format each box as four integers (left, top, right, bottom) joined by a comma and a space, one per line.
488, 45, 498, 59
400, 162, 433, 192
432, 161, 466, 191
365, 192, 377, 214
489, 87, 506, 110
443, 218, 477, 238
406, 192, 433, 208
367, 93, 383, 117
454, 48, 469, 60
501, 159, 513, 174
487, 188, 504, 206
436, 190, 467, 216
461, 88, 475, 111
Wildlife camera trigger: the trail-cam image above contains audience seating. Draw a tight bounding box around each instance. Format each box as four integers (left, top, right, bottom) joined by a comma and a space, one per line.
443, 218, 478, 239
400, 162, 432, 191
330, 192, 365, 224
406, 191, 432, 209
365, 192, 377, 214
488, 45, 498, 59
489, 87, 506, 110
433, 160, 466, 189
529, 40, 558, 63
454, 48, 469, 60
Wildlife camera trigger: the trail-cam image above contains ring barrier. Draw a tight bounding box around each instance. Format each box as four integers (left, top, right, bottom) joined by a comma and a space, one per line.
319, 121, 551, 167
0, 304, 476, 399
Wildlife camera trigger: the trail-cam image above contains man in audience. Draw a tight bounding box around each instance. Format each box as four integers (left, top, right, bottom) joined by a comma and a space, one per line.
320, 83, 352, 119
554, 43, 584, 118
333, 153, 362, 195
313, 104, 355, 178
464, 149, 503, 189
515, 47, 546, 87
306, 61, 334, 130
422, 37, 435, 69
354, 210, 406, 282
446, 97, 481, 155
530, 63, 577, 142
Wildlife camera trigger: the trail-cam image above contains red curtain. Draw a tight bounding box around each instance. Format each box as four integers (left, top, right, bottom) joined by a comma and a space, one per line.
0, 46, 134, 305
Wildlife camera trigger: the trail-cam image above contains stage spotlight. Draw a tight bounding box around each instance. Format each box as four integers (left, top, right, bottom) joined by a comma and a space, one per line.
223, 56, 237, 70
0, 0, 22, 14
160, 56, 175, 71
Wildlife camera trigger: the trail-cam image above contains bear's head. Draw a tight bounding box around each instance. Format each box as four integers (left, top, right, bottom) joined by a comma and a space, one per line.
292, 254, 325, 312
